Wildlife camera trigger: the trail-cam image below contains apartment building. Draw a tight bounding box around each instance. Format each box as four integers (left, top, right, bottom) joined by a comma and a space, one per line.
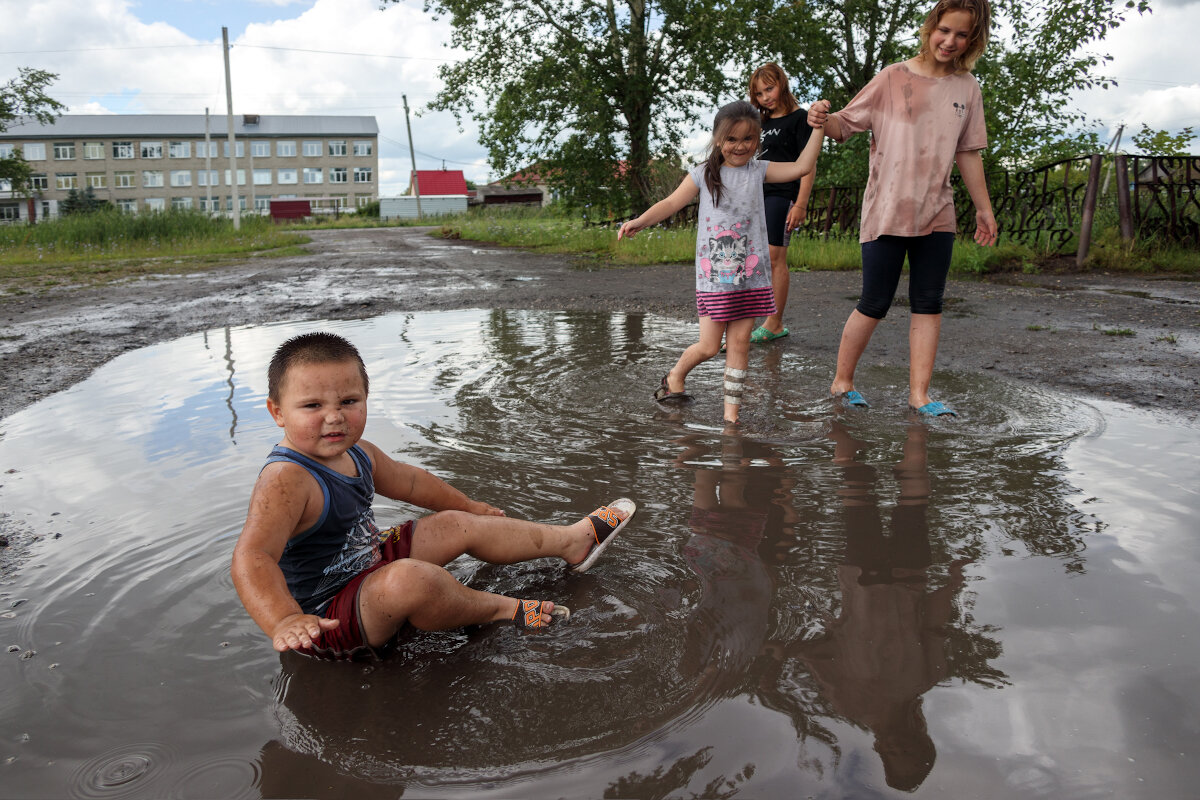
0, 113, 379, 222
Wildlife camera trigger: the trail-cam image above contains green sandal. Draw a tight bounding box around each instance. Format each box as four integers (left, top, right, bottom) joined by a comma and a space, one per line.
750, 326, 789, 344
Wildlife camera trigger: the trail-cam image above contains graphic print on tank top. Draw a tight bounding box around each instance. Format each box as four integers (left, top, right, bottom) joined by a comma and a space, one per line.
700, 222, 761, 286
311, 506, 383, 603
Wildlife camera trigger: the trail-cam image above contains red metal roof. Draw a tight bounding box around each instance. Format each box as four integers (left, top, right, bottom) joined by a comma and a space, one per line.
410, 170, 468, 196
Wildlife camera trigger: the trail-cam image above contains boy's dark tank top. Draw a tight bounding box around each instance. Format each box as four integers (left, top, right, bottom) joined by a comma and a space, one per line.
265, 444, 381, 614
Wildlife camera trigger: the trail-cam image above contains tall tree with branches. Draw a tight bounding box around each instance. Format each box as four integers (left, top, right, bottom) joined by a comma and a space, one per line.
1, 68, 65, 199
401, 0, 743, 214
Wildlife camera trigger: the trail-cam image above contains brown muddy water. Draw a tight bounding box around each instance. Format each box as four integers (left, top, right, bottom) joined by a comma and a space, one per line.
1, 308, 1198, 799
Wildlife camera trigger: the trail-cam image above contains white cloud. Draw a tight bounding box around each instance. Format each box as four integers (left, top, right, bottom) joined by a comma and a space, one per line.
1, 0, 487, 193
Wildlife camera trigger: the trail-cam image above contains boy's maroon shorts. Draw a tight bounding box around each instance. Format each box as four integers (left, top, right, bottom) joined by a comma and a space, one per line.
310, 521, 415, 660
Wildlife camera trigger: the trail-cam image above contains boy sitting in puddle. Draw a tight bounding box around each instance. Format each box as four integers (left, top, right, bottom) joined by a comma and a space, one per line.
231, 332, 635, 659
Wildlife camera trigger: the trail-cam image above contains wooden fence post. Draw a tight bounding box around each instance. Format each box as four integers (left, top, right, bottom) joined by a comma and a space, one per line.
1115, 155, 1133, 242
1076, 154, 1103, 266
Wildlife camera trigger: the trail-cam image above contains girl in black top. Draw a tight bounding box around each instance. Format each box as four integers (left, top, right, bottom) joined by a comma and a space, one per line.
748, 62, 818, 343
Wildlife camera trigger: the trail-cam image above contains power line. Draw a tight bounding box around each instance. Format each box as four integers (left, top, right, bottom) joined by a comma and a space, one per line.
0, 45, 214, 54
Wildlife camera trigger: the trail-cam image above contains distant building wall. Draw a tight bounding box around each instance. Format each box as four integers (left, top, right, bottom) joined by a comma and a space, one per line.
0, 114, 379, 219
380, 196, 467, 219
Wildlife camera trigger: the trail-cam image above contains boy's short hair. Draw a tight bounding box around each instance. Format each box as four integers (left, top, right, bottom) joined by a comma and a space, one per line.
268, 332, 369, 401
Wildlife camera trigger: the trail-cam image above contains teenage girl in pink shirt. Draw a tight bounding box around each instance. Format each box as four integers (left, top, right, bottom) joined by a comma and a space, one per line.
808, 0, 998, 417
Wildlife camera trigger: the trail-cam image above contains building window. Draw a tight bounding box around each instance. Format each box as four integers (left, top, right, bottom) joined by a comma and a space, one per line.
356, 195, 374, 208
30, 173, 49, 191
254, 196, 270, 212
223, 169, 246, 186
87, 172, 107, 189
0, 143, 13, 158
353, 141, 373, 157
141, 141, 163, 159
303, 167, 323, 184
116, 198, 136, 213
354, 167, 373, 183
171, 197, 193, 210
328, 140, 347, 157
23, 142, 46, 160
145, 198, 165, 212
302, 141, 321, 157
253, 169, 272, 186
168, 141, 191, 159
222, 141, 245, 158
276, 141, 296, 157
112, 141, 134, 159
114, 171, 135, 188
277, 168, 297, 185
142, 170, 164, 188
83, 142, 105, 159
54, 142, 76, 160
0, 204, 19, 221
197, 141, 218, 159
227, 197, 247, 211
55, 173, 79, 190
251, 141, 270, 158
170, 170, 192, 187
329, 167, 347, 184
197, 170, 219, 187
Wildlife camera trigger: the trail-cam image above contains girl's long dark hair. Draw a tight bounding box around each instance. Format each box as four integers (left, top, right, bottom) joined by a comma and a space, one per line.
704, 100, 761, 208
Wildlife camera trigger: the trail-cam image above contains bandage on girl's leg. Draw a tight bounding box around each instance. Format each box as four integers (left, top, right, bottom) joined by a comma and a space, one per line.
724, 367, 746, 421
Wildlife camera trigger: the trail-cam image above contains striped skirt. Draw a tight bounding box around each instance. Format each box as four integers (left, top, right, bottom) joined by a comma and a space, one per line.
695, 287, 776, 322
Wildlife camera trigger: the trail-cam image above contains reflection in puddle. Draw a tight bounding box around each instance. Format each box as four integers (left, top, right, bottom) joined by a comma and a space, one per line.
1, 309, 1199, 798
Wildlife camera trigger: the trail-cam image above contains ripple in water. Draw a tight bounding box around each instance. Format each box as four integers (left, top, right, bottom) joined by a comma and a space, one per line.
70, 743, 173, 799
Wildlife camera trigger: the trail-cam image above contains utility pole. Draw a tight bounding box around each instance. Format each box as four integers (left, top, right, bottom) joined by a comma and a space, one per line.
1101, 123, 1124, 196
402, 94, 421, 218
222, 26, 240, 229
204, 108, 213, 214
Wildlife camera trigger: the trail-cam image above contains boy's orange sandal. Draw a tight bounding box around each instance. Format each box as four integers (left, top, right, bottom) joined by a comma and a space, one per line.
570, 497, 637, 573
512, 599, 570, 629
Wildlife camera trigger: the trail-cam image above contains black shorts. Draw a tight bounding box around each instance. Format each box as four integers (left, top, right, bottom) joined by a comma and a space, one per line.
857, 232, 955, 319
763, 195, 793, 248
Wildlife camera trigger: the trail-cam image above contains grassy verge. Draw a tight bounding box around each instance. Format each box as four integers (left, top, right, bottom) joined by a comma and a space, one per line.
435, 205, 1200, 277
0, 209, 310, 294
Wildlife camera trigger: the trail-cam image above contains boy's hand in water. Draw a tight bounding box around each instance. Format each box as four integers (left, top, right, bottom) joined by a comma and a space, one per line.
271, 613, 340, 652
467, 499, 506, 517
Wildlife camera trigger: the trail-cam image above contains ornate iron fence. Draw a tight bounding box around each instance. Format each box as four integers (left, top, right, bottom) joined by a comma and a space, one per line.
799, 153, 1199, 262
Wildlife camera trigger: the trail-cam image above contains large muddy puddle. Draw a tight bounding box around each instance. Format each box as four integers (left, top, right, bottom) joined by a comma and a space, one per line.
2, 309, 1198, 798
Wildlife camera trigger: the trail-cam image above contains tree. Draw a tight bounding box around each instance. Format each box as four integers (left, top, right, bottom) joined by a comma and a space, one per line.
0, 147, 34, 196
1, 68, 65, 203
59, 186, 112, 215
401, 0, 741, 215
750, 0, 1151, 181
1131, 124, 1196, 157
1, 67, 66, 132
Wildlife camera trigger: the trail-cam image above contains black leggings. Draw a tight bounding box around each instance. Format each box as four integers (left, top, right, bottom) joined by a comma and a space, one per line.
857, 232, 955, 319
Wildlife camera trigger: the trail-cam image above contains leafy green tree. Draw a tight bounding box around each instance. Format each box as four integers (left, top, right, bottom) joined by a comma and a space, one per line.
1131, 124, 1196, 156
399, 0, 740, 215
751, 0, 1151, 181
2, 69, 64, 203
59, 186, 112, 215
0, 146, 34, 196
1, 67, 66, 132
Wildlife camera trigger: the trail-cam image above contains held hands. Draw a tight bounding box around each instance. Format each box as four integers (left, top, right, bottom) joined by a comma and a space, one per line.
974, 209, 998, 246
808, 100, 831, 128
271, 612, 340, 652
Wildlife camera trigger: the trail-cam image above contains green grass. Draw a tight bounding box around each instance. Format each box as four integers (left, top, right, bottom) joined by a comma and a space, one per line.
0, 209, 308, 293
1095, 325, 1136, 337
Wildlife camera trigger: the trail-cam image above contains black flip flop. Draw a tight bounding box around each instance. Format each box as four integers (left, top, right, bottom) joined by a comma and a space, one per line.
654, 374, 693, 405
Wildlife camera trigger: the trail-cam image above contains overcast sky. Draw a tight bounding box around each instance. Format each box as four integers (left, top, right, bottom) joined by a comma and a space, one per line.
3, 0, 1196, 196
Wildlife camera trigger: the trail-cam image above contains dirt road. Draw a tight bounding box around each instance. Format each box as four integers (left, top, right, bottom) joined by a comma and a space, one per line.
2, 227, 1197, 422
